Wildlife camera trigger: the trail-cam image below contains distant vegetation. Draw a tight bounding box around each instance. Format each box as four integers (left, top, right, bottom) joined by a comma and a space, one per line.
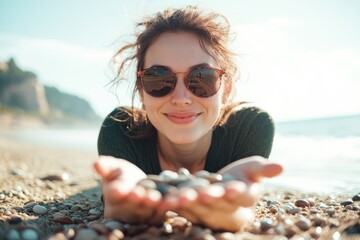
0, 58, 101, 125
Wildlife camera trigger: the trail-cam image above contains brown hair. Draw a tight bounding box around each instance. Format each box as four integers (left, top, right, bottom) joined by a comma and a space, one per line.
110, 5, 242, 138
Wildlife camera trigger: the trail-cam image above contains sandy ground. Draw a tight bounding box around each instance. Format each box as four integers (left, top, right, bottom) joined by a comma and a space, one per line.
0, 137, 359, 239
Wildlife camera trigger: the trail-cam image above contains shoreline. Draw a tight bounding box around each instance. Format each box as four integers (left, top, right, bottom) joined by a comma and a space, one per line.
1, 139, 359, 239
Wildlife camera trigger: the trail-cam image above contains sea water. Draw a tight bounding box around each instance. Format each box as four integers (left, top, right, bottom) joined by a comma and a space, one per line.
266, 115, 360, 195
2, 115, 360, 195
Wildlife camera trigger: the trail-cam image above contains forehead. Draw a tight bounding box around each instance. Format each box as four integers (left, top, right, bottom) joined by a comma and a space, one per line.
144, 32, 217, 70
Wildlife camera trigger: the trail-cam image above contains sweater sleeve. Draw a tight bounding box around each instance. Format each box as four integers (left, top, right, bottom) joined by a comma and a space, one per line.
97, 108, 136, 161
231, 107, 275, 160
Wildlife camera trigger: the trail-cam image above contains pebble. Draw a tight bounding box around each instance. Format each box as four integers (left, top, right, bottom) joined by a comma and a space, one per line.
307, 197, 316, 207
21, 228, 39, 240
295, 199, 310, 208
267, 200, 280, 206
313, 215, 327, 226
194, 170, 211, 178
326, 208, 336, 217
74, 229, 98, 240
6, 229, 21, 240
159, 170, 179, 181
289, 207, 301, 214
216, 232, 235, 240
282, 204, 294, 213
32, 205, 47, 215
64, 228, 76, 239
269, 205, 278, 214
88, 222, 109, 235
137, 179, 157, 189
70, 205, 82, 212
168, 216, 190, 232
340, 199, 354, 206
5, 210, 12, 216
156, 183, 178, 196
309, 207, 319, 214
316, 202, 328, 208
108, 229, 125, 239
294, 217, 311, 231
24, 202, 37, 208
53, 215, 74, 224
206, 173, 223, 184
310, 226, 322, 239
352, 193, 360, 201
88, 208, 101, 215
103, 220, 123, 230
47, 232, 67, 240
178, 167, 190, 176
53, 212, 66, 218
9, 216, 22, 224
177, 178, 210, 189
260, 218, 273, 232
138, 169, 232, 198
41, 173, 69, 181
344, 222, 360, 234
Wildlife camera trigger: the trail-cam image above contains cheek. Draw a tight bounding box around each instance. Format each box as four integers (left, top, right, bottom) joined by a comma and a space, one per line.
142, 94, 164, 113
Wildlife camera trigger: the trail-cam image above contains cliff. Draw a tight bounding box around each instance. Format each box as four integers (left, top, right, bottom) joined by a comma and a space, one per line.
0, 58, 101, 126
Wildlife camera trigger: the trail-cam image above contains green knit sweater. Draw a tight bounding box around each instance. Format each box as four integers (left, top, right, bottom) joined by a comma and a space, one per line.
97, 106, 274, 174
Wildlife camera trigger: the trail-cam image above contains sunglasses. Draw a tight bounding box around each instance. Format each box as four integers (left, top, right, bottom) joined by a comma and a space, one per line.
137, 65, 224, 98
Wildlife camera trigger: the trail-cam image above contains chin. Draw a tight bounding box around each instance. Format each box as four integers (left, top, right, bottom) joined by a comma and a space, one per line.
167, 132, 204, 145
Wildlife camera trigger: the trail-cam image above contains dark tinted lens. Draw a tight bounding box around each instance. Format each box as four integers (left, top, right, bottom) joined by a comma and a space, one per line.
186, 68, 221, 97
142, 67, 175, 97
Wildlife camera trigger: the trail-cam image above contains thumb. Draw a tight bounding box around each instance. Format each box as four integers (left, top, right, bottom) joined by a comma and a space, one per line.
244, 159, 283, 182
93, 156, 123, 181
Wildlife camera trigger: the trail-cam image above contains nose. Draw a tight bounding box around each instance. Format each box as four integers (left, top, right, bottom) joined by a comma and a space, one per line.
170, 73, 192, 106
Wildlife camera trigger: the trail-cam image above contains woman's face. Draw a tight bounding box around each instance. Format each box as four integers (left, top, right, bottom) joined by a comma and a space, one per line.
142, 32, 224, 145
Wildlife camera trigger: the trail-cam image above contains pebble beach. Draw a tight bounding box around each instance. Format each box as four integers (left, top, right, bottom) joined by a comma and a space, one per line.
0, 138, 359, 240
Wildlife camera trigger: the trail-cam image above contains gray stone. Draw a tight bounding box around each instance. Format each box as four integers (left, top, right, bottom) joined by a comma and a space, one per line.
6, 229, 21, 240
88, 208, 101, 215
21, 228, 39, 240
24, 202, 37, 208
32, 205, 47, 215
74, 229, 98, 240
159, 170, 179, 181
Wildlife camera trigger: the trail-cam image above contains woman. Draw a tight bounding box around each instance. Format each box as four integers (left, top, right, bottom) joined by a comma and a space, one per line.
94, 6, 283, 232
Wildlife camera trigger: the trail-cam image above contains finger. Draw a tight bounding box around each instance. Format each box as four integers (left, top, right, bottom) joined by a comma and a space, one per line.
224, 181, 260, 207
242, 159, 283, 182
261, 163, 283, 178
143, 189, 162, 206
93, 156, 123, 181
218, 156, 283, 183
223, 181, 247, 201
176, 209, 200, 225
102, 180, 130, 204
126, 185, 147, 203
160, 194, 179, 210
177, 187, 198, 207
197, 185, 225, 204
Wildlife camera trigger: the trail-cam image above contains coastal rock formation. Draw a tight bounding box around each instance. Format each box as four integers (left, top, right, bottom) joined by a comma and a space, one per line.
0, 58, 100, 124
1, 77, 49, 116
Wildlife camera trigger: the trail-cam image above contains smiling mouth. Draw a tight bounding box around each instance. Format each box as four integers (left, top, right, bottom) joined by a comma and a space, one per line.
164, 113, 201, 124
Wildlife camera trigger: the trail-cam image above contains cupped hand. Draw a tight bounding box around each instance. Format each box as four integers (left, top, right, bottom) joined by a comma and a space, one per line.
93, 156, 164, 224
172, 156, 283, 232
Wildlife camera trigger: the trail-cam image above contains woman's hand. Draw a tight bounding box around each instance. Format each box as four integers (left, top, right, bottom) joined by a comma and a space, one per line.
173, 156, 283, 232
93, 156, 164, 224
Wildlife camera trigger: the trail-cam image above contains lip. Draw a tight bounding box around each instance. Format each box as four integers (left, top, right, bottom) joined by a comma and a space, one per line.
164, 112, 201, 124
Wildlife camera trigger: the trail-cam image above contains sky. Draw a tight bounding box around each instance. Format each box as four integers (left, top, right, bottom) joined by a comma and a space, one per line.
0, 0, 359, 122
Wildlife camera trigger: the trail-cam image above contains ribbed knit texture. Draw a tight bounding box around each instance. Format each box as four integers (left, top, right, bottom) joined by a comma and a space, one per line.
97, 106, 274, 174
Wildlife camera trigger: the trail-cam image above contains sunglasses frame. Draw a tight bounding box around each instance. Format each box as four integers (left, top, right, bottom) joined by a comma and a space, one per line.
137, 65, 225, 98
